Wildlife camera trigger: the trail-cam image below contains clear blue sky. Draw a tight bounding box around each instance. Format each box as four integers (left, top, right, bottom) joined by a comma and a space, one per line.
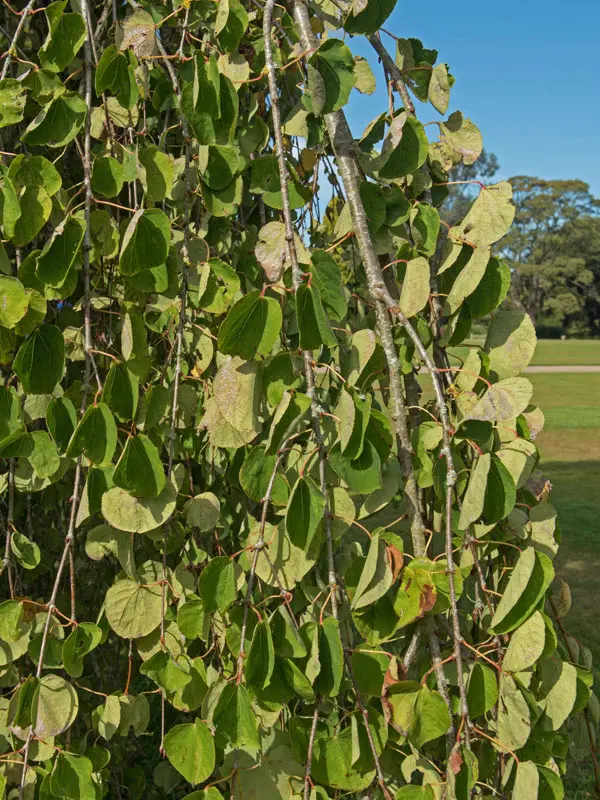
345, 0, 600, 197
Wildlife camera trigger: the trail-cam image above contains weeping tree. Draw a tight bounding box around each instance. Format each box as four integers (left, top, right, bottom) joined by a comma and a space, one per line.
0, 0, 598, 798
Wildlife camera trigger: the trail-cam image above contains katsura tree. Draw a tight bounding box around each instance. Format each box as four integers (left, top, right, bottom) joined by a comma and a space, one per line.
0, 1, 597, 799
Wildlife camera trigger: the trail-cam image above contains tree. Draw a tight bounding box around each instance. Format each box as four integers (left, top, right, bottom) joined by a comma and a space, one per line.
0, 2, 597, 799
502, 177, 600, 330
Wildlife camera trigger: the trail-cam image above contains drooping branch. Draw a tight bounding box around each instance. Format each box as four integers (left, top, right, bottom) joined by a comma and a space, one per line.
0, 460, 16, 598
263, 0, 338, 619
368, 32, 415, 115
292, 0, 471, 744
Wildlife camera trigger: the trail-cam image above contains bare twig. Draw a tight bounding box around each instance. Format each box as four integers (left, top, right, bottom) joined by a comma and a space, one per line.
0, 0, 35, 81
0, 460, 16, 598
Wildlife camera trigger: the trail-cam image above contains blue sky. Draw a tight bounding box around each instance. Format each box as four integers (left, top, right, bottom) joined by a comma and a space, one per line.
345, 0, 600, 196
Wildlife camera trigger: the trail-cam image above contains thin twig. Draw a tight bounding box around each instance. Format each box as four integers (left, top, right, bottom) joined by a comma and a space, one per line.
0, 0, 35, 81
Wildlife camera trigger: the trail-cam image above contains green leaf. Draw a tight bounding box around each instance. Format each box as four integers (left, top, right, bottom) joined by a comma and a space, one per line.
0, 78, 26, 128
309, 250, 348, 322
451, 181, 515, 247
328, 440, 382, 494
296, 283, 336, 350
255, 221, 310, 282
14, 324, 64, 394
139, 146, 174, 202
0, 276, 28, 328
466, 662, 498, 718
428, 63, 451, 114
218, 291, 282, 360
199, 556, 237, 614
458, 453, 490, 530
286, 476, 325, 550
32, 673, 79, 737
186, 492, 220, 531
482, 458, 516, 524
8, 154, 62, 196
513, 761, 539, 800
344, 0, 396, 35
50, 752, 94, 799
497, 674, 530, 751
214, 683, 260, 750
105, 579, 162, 638
0, 175, 21, 239
216, 0, 249, 53
203, 357, 262, 447
281, 657, 316, 701
377, 114, 429, 179
11, 531, 41, 569
120, 209, 171, 276
102, 361, 139, 422
67, 402, 117, 466
240, 446, 288, 506
308, 40, 356, 115
246, 620, 275, 691
37, 217, 85, 287
393, 565, 436, 628
39, 1, 86, 73
62, 622, 102, 678
248, 522, 317, 591
396, 788, 435, 800
314, 618, 344, 698
250, 155, 309, 210
92, 156, 125, 199
338, 387, 371, 461
490, 548, 554, 635
398, 256, 431, 317
503, 611, 546, 672
164, 720, 216, 785
22, 92, 87, 148
95, 44, 138, 108
439, 111, 483, 166
113, 435, 166, 499
265, 390, 311, 455
101, 482, 177, 533
28, 430, 60, 479
485, 309, 537, 380
11, 185, 52, 246
352, 534, 393, 610
228, 745, 303, 800
540, 659, 577, 730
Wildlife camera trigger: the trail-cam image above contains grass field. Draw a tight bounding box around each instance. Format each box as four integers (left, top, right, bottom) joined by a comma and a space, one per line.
531, 338, 600, 366
530, 374, 600, 664
449, 338, 600, 366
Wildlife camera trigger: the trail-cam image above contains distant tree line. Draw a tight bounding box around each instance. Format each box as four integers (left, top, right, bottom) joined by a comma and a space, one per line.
447, 157, 600, 337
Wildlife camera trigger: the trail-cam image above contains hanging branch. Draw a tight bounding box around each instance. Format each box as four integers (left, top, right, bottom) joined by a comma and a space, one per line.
0, 0, 36, 81
263, 0, 338, 619
19, 456, 85, 799
292, 0, 471, 746
0, 460, 16, 598
368, 32, 415, 115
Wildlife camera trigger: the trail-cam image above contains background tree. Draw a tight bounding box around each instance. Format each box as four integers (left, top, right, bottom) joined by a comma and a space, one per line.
502, 177, 600, 333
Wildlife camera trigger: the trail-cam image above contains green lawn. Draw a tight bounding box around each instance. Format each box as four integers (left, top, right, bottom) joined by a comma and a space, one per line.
531, 338, 600, 366
450, 338, 600, 366
530, 373, 600, 663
